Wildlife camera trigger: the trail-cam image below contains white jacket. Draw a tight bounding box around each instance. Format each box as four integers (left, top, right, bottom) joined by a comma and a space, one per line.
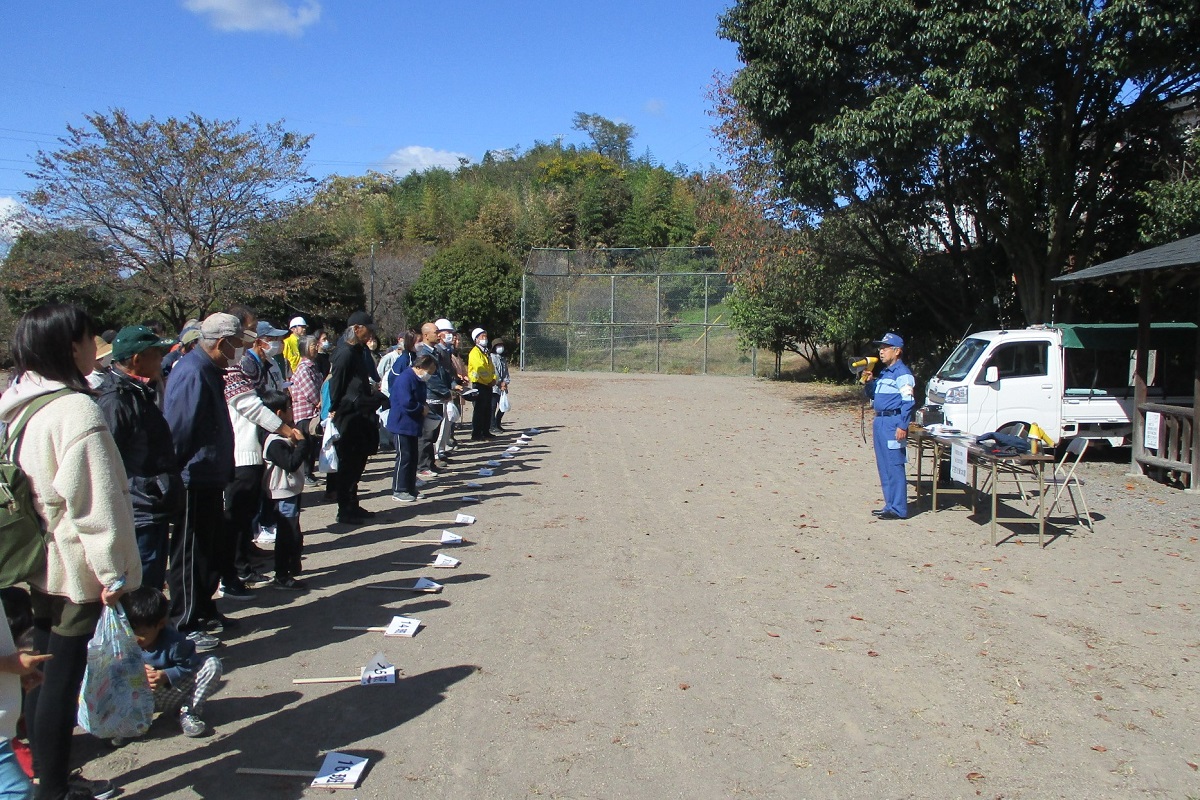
0, 374, 142, 603
227, 388, 283, 467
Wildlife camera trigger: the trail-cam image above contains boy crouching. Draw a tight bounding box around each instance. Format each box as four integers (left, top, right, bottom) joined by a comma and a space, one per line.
120, 587, 222, 739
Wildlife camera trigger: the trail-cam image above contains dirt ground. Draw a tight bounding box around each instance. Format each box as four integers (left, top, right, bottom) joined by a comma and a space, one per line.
73, 372, 1199, 799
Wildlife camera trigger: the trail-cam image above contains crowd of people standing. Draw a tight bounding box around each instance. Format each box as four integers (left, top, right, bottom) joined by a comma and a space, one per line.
0, 302, 512, 800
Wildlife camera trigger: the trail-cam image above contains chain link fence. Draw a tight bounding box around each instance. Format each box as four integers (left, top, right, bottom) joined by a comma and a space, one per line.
519, 247, 756, 375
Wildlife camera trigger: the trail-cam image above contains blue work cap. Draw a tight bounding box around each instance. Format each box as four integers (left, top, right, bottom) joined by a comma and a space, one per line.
872, 332, 904, 348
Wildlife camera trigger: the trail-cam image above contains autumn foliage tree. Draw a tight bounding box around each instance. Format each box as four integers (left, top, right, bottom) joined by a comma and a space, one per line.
23, 110, 314, 327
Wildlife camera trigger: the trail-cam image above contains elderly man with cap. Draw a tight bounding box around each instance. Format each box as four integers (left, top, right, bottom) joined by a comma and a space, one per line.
327, 311, 385, 525
95, 325, 181, 590
467, 327, 498, 441
863, 332, 916, 520
283, 316, 307, 374
224, 320, 305, 592
163, 312, 256, 648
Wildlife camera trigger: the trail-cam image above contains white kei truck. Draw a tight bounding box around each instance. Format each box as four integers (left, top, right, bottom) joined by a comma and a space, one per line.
918, 323, 1196, 446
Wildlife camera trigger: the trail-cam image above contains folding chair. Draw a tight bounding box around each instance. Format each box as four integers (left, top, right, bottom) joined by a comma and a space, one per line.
979, 422, 1034, 503
1039, 437, 1094, 531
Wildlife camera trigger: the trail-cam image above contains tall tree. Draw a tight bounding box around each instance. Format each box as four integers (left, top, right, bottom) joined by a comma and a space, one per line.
24, 109, 313, 327
572, 113, 636, 167
403, 239, 522, 336
719, 0, 1200, 324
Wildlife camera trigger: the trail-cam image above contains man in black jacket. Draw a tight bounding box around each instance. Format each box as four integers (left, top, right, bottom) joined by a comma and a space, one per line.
327, 311, 383, 525
96, 325, 181, 590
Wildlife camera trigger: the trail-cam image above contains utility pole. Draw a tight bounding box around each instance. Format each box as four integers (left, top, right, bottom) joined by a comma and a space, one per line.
369, 241, 381, 315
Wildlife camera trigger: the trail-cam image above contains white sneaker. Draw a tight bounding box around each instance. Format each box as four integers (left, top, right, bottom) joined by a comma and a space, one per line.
256, 526, 276, 544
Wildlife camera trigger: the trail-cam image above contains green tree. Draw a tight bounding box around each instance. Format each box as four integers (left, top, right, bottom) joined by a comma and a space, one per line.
403, 239, 522, 336
719, 0, 1200, 324
0, 227, 133, 326
1139, 126, 1200, 246
24, 109, 313, 328
572, 113, 635, 167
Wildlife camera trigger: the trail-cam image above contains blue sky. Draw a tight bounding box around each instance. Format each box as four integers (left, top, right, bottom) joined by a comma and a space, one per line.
0, 0, 742, 240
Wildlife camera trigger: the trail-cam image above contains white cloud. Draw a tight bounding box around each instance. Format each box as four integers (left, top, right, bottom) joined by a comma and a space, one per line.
182, 0, 320, 36
0, 197, 24, 245
379, 146, 471, 177
644, 98, 666, 115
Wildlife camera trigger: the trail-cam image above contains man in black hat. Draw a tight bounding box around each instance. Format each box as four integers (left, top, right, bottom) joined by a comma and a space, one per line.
96, 325, 181, 589
327, 311, 384, 524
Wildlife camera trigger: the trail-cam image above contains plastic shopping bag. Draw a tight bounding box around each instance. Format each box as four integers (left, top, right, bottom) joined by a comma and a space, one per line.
319, 418, 341, 473
498, 391, 511, 413
77, 605, 153, 739
445, 401, 461, 424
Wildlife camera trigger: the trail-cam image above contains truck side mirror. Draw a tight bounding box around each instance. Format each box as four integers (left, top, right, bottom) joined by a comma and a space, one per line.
984, 366, 999, 384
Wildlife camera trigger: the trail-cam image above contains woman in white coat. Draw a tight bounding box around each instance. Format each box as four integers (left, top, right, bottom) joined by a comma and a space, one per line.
0, 304, 141, 800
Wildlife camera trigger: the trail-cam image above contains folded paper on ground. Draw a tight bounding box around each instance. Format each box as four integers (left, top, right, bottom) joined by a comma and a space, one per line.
455, 513, 476, 524
311, 752, 368, 789
360, 652, 396, 684
479, 468, 494, 477
413, 577, 443, 591
487, 460, 501, 467
432, 553, 461, 568
441, 530, 463, 544
506, 446, 521, 453
466, 481, 483, 488
385, 616, 421, 637
461, 496, 480, 502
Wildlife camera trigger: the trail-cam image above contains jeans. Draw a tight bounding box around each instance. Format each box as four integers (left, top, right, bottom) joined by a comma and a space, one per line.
134, 521, 170, 590
0, 741, 31, 800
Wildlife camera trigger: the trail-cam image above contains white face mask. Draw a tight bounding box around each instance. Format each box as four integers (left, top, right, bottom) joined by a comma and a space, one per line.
441, 332, 454, 345
230, 346, 245, 364
478, 338, 489, 348
494, 346, 504, 355
265, 341, 282, 358
320, 340, 332, 353
416, 370, 431, 382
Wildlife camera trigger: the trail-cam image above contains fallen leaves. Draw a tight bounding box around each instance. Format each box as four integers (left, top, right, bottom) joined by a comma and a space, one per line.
767, 632, 780, 638
849, 615, 864, 621
867, 650, 879, 657
1092, 745, 1108, 752
965, 771, 985, 782
678, 683, 690, 691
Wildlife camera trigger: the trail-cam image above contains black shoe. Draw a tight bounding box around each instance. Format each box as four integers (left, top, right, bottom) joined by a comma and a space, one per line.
353, 507, 377, 518
238, 571, 272, 588
220, 581, 254, 600
335, 513, 365, 526
202, 615, 240, 634
272, 576, 307, 590
876, 511, 905, 520
871, 508, 887, 517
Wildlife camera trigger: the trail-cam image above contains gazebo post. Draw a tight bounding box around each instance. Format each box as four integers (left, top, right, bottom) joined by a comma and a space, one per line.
1129, 272, 1152, 478
1192, 289, 1200, 490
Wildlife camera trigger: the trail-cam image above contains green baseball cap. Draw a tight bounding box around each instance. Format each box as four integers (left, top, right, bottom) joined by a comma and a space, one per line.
111, 326, 176, 362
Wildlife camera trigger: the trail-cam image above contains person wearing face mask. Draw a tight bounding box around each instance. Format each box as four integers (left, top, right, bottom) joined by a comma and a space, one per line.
489, 337, 511, 433
313, 329, 333, 378
163, 312, 256, 647
467, 328, 498, 441
224, 321, 304, 594
386, 353, 438, 501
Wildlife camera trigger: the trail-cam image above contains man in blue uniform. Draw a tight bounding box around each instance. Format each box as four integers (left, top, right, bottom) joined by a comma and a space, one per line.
864, 332, 915, 520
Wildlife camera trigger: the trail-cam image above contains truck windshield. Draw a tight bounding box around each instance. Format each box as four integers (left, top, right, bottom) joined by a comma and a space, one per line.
936, 338, 989, 381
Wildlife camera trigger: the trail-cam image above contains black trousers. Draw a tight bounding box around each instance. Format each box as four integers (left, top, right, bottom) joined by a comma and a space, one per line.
169, 486, 224, 630
471, 383, 494, 440
334, 437, 370, 515
418, 401, 444, 469
27, 592, 100, 800
227, 464, 265, 578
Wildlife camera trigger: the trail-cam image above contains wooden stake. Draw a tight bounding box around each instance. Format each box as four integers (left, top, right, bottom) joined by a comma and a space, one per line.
236, 768, 318, 778
366, 585, 440, 593
292, 676, 360, 684
331, 626, 386, 632
392, 561, 455, 568
405, 538, 469, 544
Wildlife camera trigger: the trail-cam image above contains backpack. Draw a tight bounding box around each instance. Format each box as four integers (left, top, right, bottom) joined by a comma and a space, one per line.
0, 388, 73, 588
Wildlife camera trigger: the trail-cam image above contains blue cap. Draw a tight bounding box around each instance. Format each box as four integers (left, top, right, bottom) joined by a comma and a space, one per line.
256, 320, 289, 338
872, 332, 904, 348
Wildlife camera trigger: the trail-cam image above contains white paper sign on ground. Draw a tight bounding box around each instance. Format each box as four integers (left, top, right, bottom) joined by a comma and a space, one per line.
487, 460, 501, 467
311, 752, 368, 789
950, 443, 969, 484
440, 530, 463, 544
455, 513, 476, 524
517, 437, 531, 443
360, 652, 396, 685
1144, 410, 1161, 451
528, 428, 541, 434
385, 616, 421, 637
432, 553, 461, 568
413, 577, 443, 591
466, 482, 483, 488
479, 468, 494, 477
506, 446, 521, 453
461, 496, 480, 503
502, 453, 515, 459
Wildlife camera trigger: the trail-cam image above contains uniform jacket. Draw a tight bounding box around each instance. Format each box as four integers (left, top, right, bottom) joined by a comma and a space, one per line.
163, 347, 235, 489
